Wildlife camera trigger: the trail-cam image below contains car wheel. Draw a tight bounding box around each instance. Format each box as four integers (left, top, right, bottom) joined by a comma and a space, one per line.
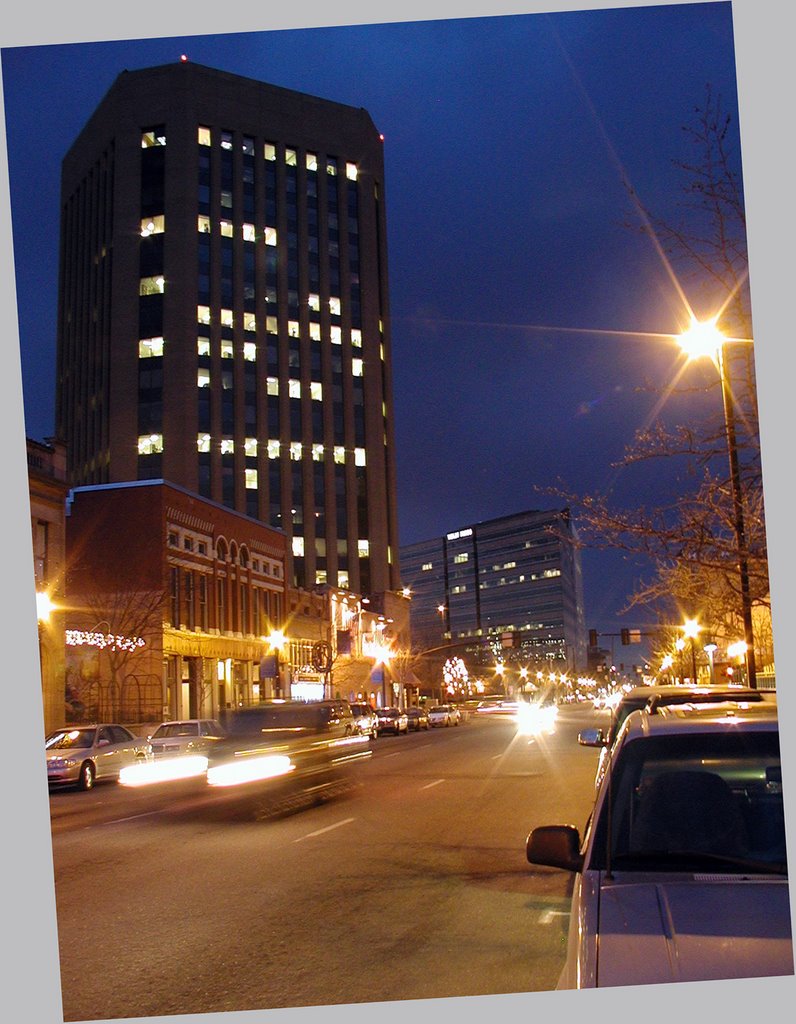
79, 761, 96, 791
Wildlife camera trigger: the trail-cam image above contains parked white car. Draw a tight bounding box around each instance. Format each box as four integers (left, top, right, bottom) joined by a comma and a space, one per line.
526, 701, 792, 988
147, 719, 226, 759
428, 704, 460, 728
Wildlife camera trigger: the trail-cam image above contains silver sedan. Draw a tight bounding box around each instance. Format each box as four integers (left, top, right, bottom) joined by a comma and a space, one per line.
46, 724, 149, 790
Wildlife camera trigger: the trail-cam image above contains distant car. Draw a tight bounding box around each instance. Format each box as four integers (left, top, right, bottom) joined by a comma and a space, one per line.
46, 724, 149, 790
428, 704, 459, 727
526, 701, 791, 988
578, 683, 769, 791
405, 707, 430, 731
349, 702, 379, 739
375, 707, 408, 735
317, 699, 356, 735
148, 719, 226, 759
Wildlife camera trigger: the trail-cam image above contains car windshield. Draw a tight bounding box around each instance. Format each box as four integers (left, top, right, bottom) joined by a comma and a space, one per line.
591, 730, 787, 874
152, 723, 200, 738
46, 728, 96, 750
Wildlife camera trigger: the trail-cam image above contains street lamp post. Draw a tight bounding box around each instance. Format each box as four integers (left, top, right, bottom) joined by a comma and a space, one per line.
679, 319, 757, 688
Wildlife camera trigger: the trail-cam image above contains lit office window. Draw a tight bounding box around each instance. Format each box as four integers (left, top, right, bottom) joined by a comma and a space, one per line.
288, 379, 301, 399
221, 309, 234, 328
264, 142, 276, 161
267, 439, 280, 459
310, 382, 323, 401
220, 220, 234, 238
245, 469, 258, 489
140, 215, 164, 237
243, 341, 256, 361
288, 321, 300, 338
197, 433, 211, 453
197, 336, 210, 356
197, 305, 211, 325
266, 316, 278, 334
221, 438, 235, 455
293, 536, 305, 557
312, 444, 324, 462
352, 359, 363, 377
265, 226, 278, 246
197, 368, 211, 388
329, 296, 341, 316
308, 293, 320, 312
266, 377, 279, 396
346, 162, 358, 180
138, 433, 163, 455
289, 442, 302, 461
330, 326, 342, 345
197, 215, 211, 234
310, 323, 321, 341
141, 128, 166, 148
351, 329, 362, 347
198, 126, 211, 146
334, 446, 345, 464
244, 437, 257, 457
242, 223, 256, 242
358, 540, 370, 556
221, 339, 234, 359
139, 337, 164, 358
306, 152, 318, 171
140, 275, 165, 295
354, 448, 367, 466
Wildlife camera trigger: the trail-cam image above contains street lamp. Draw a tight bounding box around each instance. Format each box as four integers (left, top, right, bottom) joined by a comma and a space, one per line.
674, 637, 686, 685
682, 618, 701, 683
703, 642, 718, 684
678, 317, 757, 688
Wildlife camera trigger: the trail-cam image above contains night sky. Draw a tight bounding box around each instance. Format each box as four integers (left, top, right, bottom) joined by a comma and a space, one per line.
3, 5, 796, 1024
0, 2, 766, 653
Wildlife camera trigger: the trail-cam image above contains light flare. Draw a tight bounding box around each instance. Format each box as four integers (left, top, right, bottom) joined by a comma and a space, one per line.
119, 755, 209, 786
206, 754, 294, 788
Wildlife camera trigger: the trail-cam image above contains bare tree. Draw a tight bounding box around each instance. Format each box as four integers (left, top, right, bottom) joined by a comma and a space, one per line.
554, 87, 769, 665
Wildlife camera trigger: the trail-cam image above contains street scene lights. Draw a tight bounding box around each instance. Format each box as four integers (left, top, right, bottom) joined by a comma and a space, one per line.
678, 317, 757, 688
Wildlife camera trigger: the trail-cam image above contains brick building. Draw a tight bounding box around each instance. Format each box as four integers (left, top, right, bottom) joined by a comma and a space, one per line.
65, 479, 288, 723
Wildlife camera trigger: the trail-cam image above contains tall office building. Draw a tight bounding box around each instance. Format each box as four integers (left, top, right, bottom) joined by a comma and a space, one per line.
400, 508, 587, 672
56, 60, 399, 595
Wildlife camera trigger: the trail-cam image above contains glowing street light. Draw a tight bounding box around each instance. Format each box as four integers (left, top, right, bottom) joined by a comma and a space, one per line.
678, 317, 757, 688
681, 618, 701, 682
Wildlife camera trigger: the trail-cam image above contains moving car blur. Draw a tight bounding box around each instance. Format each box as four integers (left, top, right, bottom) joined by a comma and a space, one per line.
349, 702, 379, 739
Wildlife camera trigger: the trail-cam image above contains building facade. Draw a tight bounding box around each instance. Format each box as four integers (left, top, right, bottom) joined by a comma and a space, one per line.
400, 508, 587, 675
65, 480, 288, 723
27, 437, 68, 732
56, 60, 400, 597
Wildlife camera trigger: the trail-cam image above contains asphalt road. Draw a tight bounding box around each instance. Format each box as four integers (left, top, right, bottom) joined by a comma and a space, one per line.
49, 705, 605, 1021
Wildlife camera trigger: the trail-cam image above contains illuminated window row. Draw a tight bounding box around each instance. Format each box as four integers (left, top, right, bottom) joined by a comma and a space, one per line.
293, 537, 369, 558
198, 127, 357, 180
195, 435, 365, 466
198, 216, 275, 244
196, 337, 257, 361
197, 305, 347, 332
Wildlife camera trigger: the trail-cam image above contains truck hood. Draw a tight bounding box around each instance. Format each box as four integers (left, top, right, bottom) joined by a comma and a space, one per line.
597, 877, 794, 987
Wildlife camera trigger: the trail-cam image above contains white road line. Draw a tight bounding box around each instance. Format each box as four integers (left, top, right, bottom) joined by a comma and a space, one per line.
293, 817, 356, 843
420, 779, 445, 790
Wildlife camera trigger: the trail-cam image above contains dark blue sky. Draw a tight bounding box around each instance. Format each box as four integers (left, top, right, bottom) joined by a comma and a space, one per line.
1, 3, 746, 649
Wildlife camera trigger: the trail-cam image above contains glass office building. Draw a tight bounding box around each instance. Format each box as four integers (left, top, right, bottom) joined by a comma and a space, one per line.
400, 509, 586, 672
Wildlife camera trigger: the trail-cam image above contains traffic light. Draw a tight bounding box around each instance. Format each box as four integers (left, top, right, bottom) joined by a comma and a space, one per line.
620, 628, 630, 645
588, 629, 598, 647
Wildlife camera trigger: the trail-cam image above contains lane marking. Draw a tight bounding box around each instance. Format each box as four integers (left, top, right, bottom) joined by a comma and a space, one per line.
420, 779, 445, 790
293, 817, 356, 843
